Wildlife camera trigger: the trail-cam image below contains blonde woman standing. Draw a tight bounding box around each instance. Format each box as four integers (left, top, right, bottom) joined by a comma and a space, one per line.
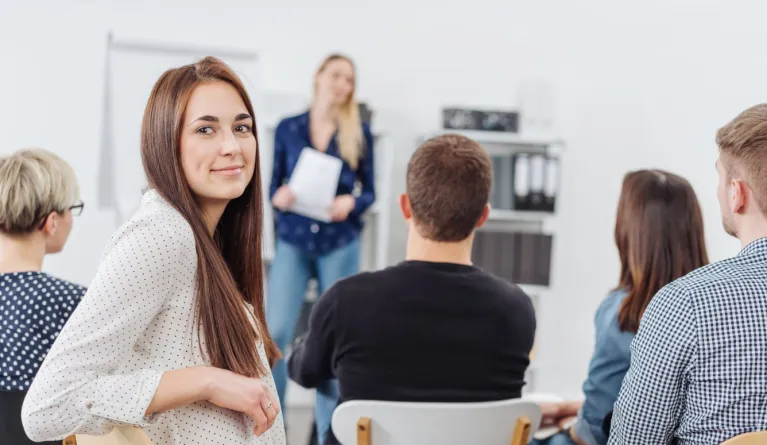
0, 149, 86, 445
267, 54, 375, 444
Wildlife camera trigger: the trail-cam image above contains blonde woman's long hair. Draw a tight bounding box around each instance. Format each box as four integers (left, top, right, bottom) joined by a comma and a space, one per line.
315, 54, 365, 170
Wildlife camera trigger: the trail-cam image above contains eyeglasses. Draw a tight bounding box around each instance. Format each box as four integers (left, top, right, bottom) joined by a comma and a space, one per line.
37, 201, 85, 230
69, 201, 84, 217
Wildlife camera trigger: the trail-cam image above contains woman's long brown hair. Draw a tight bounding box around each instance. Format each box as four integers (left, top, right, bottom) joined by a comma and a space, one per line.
141, 56, 279, 377
614, 170, 709, 333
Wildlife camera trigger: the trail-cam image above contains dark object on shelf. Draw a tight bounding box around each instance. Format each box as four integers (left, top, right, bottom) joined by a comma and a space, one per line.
358, 102, 373, 123
442, 107, 519, 133
490, 155, 513, 210
472, 231, 553, 286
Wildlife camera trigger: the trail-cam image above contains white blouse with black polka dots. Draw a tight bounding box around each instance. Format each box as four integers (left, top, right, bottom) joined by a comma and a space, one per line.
22, 190, 286, 445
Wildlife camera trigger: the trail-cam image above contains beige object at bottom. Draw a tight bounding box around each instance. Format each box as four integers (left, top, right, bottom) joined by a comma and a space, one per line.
64, 427, 153, 445
720, 431, 767, 445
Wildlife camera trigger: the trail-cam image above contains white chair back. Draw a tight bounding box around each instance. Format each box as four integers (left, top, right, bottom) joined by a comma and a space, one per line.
720, 431, 767, 445
331, 399, 542, 445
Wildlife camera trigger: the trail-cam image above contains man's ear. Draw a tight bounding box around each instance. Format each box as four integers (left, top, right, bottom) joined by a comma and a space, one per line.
475, 203, 491, 228
731, 179, 748, 214
399, 193, 412, 221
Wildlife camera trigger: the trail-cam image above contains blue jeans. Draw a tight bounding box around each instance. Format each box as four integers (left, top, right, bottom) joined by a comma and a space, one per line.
267, 238, 360, 445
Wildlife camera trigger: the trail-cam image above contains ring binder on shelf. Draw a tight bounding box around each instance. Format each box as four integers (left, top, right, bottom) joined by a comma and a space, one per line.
509, 152, 559, 213
491, 155, 514, 210
529, 154, 546, 211
544, 156, 559, 213
513, 154, 531, 210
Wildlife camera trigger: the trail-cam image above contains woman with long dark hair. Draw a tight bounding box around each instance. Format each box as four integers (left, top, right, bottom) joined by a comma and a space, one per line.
534, 169, 709, 445
22, 57, 285, 444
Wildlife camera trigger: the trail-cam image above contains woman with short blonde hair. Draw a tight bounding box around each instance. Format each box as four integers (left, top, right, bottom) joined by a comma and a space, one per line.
0, 148, 81, 235
0, 148, 86, 445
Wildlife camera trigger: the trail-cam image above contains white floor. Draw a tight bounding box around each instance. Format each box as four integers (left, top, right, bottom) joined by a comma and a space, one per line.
285, 406, 314, 445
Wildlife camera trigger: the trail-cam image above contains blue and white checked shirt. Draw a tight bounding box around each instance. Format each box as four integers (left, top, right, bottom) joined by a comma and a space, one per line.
608, 237, 767, 445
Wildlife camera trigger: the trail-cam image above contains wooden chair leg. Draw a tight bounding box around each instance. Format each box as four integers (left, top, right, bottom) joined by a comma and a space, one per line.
510, 416, 531, 445
63, 435, 77, 445
357, 416, 372, 445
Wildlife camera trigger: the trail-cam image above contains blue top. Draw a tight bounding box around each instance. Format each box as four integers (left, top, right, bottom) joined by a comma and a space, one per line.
269, 111, 375, 256
0, 271, 86, 392
573, 288, 633, 445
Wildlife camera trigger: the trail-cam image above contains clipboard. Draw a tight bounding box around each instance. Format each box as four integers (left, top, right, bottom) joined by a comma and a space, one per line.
287, 148, 343, 222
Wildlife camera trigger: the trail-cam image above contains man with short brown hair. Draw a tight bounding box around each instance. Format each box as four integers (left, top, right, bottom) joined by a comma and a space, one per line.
608, 104, 767, 444
405, 134, 493, 242
288, 134, 536, 444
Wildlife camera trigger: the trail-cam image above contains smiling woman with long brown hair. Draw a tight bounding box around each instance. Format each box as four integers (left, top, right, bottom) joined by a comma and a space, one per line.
533, 169, 708, 445
22, 57, 286, 445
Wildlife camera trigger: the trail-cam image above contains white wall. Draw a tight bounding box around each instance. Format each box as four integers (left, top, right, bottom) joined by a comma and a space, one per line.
2, 0, 764, 395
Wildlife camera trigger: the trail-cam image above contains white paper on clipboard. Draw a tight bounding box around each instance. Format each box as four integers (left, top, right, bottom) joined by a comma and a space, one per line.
288, 148, 342, 222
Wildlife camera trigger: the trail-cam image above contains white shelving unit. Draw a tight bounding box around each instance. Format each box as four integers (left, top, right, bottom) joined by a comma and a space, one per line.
488, 209, 554, 223
425, 129, 564, 394
432, 129, 564, 148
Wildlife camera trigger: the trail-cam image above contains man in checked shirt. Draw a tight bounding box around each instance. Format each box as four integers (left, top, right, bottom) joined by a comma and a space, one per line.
608, 104, 767, 445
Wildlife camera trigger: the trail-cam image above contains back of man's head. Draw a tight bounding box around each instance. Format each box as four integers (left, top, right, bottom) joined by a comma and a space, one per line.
406, 134, 492, 242
716, 104, 767, 231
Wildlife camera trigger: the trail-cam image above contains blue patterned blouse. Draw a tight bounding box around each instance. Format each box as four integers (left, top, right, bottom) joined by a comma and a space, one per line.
269, 111, 375, 256
0, 271, 85, 392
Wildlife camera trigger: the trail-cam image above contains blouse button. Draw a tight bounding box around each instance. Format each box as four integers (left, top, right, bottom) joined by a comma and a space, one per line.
310, 224, 319, 234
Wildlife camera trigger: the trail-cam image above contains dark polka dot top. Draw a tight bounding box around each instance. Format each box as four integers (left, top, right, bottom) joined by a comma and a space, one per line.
0, 271, 85, 392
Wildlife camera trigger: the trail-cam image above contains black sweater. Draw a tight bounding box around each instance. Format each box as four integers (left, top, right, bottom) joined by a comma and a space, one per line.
288, 261, 535, 443
288, 260, 536, 416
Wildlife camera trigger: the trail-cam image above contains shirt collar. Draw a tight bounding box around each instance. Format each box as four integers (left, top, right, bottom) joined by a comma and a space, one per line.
740, 237, 767, 256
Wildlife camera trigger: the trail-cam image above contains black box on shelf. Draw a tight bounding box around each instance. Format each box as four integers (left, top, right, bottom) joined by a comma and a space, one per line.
472, 231, 553, 286
442, 107, 519, 133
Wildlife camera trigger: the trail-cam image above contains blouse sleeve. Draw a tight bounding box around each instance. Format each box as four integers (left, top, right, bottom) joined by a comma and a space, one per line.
21, 216, 190, 442
572, 292, 628, 445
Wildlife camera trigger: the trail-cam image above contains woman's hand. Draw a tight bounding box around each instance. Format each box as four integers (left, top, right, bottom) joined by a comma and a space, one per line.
539, 402, 563, 427
205, 368, 281, 436
272, 185, 296, 211
330, 195, 356, 222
